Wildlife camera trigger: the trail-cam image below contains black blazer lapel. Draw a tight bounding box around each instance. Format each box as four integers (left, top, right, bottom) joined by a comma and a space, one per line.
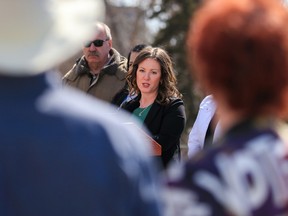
144, 102, 162, 128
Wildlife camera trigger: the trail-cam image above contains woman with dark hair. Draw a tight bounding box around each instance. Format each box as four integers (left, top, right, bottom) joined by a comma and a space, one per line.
121, 47, 186, 169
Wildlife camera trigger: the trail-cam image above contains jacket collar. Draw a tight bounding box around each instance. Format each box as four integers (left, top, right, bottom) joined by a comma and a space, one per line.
76, 48, 123, 76
124, 95, 161, 126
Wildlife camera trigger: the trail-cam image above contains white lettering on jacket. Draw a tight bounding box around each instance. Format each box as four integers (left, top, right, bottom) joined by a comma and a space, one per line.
194, 135, 288, 216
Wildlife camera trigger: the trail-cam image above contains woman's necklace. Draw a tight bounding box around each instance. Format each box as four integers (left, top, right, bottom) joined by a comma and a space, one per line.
138, 105, 151, 116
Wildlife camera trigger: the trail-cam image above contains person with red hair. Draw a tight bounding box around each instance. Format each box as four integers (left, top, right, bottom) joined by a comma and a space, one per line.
163, 0, 288, 215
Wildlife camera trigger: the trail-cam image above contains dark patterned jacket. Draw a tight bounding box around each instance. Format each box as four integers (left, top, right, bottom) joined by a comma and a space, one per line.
164, 118, 288, 216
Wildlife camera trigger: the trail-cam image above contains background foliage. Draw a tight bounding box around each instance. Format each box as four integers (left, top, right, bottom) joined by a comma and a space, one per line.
147, 0, 203, 154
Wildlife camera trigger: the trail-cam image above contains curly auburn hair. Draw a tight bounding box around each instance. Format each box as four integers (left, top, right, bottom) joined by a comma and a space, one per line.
126, 47, 182, 105
188, 0, 288, 116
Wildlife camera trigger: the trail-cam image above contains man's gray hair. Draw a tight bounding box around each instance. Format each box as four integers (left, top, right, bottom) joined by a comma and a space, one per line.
95, 22, 112, 40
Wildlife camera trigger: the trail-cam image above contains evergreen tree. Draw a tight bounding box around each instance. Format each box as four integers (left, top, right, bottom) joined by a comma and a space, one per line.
149, 0, 202, 149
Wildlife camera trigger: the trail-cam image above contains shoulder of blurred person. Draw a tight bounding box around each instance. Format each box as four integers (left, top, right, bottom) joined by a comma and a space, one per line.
0, 0, 162, 215
0, 71, 162, 215
164, 118, 288, 216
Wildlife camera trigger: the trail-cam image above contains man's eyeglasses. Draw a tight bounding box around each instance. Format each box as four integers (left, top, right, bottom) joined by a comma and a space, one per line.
84, 39, 109, 48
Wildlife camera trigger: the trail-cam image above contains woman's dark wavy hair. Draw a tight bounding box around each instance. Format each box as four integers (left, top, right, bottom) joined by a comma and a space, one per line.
126, 47, 182, 105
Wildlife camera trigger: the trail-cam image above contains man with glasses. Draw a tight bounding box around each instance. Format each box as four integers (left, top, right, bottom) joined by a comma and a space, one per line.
63, 22, 127, 105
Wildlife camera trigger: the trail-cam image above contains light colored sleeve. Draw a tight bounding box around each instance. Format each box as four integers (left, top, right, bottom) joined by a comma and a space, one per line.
213, 121, 222, 143
187, 95, 216, 158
